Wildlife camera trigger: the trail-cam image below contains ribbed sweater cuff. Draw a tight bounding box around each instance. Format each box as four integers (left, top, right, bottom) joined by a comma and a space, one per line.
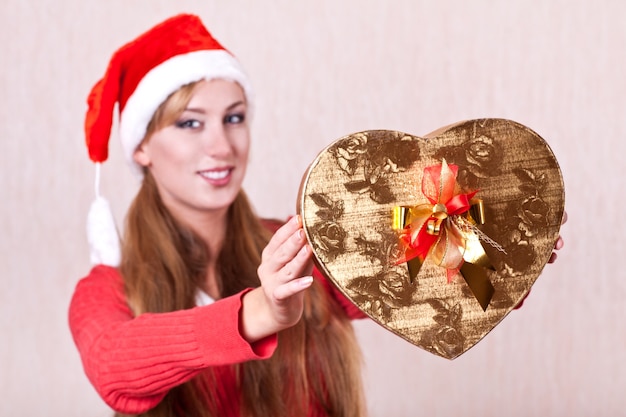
193, 289, 277, 364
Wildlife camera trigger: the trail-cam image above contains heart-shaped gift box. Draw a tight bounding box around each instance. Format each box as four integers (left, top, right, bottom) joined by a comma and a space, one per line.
297, 119, 564, 359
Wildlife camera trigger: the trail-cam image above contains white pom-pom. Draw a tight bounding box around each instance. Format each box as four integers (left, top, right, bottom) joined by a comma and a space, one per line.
87, 195, 121, 266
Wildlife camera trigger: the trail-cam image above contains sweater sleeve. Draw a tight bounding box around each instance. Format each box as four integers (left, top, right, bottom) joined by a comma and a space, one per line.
68, 265, 277, 414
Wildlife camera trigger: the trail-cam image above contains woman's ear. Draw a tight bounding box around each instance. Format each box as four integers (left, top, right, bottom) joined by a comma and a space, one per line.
133, 145, 151, 167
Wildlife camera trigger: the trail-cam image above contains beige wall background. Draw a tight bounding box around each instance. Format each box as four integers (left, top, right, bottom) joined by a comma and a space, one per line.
1, 0, 624, 416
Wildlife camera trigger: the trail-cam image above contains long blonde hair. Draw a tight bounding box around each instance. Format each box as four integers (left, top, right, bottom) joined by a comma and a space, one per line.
117, 81, 366, 417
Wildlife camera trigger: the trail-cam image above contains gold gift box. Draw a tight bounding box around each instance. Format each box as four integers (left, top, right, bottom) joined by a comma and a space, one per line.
298, 119, 565, 359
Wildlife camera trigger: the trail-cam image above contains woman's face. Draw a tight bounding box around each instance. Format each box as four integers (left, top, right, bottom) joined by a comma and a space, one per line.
134, 79, 250, 220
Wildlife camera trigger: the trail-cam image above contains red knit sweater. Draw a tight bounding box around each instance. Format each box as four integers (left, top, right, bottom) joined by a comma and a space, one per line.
68, 264, 364, 415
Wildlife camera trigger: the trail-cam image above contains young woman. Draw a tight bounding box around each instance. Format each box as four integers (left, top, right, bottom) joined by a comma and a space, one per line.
69, 13, 565, 417
70, 14, 366, 417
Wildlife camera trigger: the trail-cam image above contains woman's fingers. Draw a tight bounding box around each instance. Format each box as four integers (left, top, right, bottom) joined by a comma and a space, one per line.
547, 211, 567, 264
554, 235, 564, 250
274, 229, 308, 270
272, 276, 314, 301
262, 216, 301, 260
547, 235, 564, 264
548, 252, 558, 263
278, 241, 313, 278
260, 217, 314, 279
257, 215, 314, 323
254, 225, 315, 333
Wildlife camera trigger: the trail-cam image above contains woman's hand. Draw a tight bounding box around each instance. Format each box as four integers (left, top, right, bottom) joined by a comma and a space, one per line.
241, 215, 314, 342
548, 211, 568, 263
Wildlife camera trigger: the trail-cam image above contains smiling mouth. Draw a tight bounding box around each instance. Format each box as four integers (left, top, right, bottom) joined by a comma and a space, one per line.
198, 168, 235, 186
199, 169, 232, 180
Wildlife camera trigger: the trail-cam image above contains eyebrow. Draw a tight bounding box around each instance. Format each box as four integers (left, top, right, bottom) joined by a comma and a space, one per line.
184, 100, 246, 114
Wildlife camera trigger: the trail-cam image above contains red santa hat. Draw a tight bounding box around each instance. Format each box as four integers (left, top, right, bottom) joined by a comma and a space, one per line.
84, 14, 252, 266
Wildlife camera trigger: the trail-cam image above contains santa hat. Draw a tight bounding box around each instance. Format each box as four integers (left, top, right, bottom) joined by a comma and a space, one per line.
84, 14, 253, 266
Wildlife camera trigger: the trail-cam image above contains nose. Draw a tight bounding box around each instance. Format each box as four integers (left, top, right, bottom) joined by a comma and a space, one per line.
203, 122, 233, 159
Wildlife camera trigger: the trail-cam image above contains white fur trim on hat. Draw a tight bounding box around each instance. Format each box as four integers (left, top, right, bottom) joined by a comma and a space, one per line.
119, 49, 253, 177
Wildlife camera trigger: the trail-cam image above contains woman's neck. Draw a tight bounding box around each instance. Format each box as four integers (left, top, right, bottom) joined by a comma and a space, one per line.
182, 207, 230, 299
166, 203, 229, 250
193, 209, 229, 254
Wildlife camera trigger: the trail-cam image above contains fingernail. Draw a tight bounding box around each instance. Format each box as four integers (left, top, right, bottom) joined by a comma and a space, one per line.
555, 237, 564, 250
300, 276, 313, 287
297, 229, 305, 240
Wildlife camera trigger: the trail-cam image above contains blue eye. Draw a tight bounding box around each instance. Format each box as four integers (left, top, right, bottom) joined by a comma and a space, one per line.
224, 113, 245, 124
175, 119, 202, 129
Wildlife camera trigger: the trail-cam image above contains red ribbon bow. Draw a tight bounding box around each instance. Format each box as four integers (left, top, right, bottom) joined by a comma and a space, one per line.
394, 159, 495, 310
